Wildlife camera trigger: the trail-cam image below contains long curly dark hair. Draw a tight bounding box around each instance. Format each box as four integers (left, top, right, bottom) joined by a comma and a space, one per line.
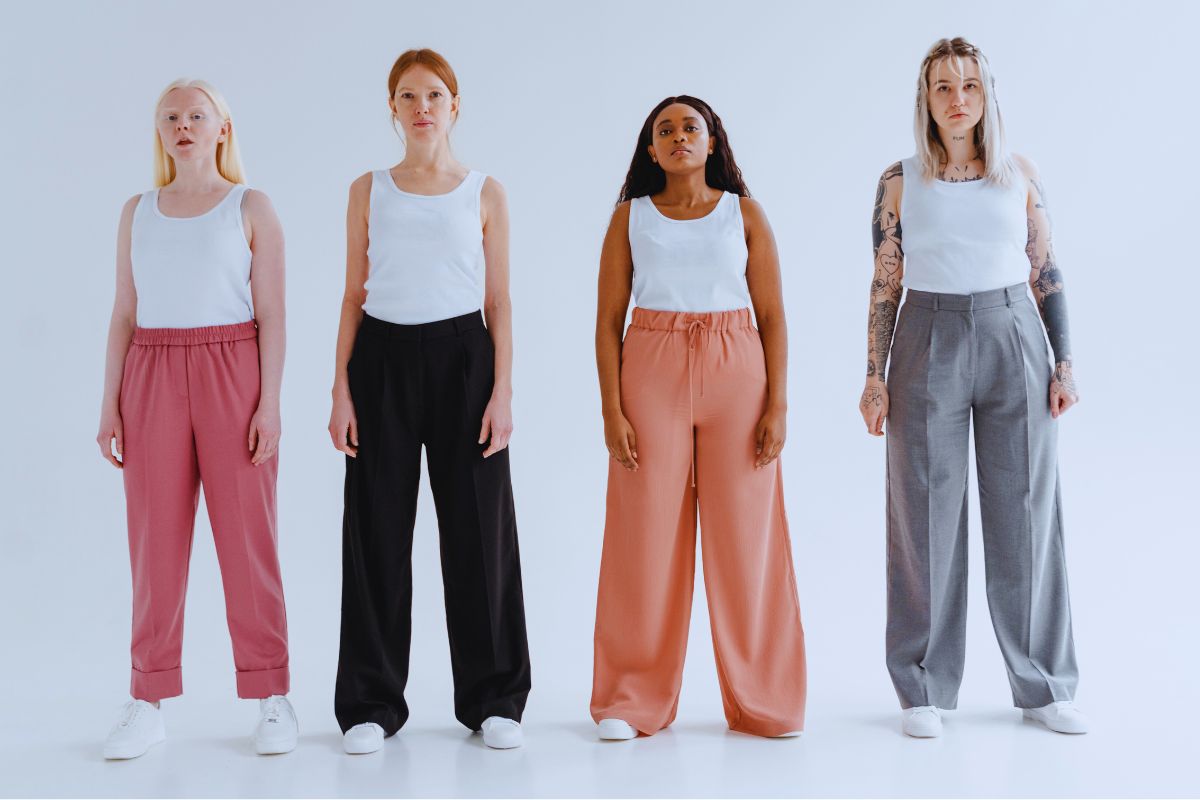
617, 95, 750, 205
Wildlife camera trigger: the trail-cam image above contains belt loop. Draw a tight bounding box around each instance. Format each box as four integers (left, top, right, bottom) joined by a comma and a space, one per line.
1005, 286, 1014, 307
933, 294, 940, 312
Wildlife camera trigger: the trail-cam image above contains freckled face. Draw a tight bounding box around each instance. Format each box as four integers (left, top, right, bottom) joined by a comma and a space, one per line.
390, 64, 458, 139
647, 103, 714, 174
927, 57, 984, 134
156, 87, 228, 162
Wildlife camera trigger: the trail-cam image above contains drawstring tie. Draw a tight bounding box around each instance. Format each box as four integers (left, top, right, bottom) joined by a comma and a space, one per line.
686, 319, 708, 487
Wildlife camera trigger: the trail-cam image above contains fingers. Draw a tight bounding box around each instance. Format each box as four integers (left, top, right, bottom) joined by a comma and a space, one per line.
328, 421, 358, 458
478, 414, 491, 446
627, 429, 638, 463
114, 427, 124, 462
483, 424, 513, 458
97, 434, 122, 469
1049, 385, 1061, 419
248, 425, 258, 453
607, 438, 637, 471
251, 429, 280, 466
755, 432, 785, 467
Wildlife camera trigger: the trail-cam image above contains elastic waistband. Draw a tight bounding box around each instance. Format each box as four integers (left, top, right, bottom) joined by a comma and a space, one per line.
359, 310, 484, 341
629, 306, 754, 332
132, 320, 258, 346
904, 283, 1028, 311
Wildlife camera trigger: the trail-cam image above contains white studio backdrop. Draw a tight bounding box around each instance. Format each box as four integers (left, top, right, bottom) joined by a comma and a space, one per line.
0, 1, 1195, 797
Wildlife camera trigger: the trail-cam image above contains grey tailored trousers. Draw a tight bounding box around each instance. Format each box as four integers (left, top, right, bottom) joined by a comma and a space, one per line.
885, 284, 1078, 710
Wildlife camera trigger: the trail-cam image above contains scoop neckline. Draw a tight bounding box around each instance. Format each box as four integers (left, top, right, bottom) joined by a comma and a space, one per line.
384, 168, 475, 198
643, 191, 727, 223
153, 184, 241, 220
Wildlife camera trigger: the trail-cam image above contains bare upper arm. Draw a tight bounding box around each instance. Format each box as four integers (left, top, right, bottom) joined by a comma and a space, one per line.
739, 197, 784, 316
113, 194, 140, 316
479, 176, 511, 302
597, 201, 634, 315
241, 188, 283, 253
344, 173, 372, 296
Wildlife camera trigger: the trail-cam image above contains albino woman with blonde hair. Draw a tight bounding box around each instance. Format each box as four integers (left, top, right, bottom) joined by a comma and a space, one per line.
97, 79, 296, 759
860, 38, 1087, 738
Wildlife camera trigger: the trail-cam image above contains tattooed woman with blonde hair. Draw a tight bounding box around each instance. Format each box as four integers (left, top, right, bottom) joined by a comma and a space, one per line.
859, 37, 1087, 738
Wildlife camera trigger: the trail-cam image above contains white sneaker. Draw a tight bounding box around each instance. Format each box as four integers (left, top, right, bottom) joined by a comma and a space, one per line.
480, 716, 523, 749
254, 695, 298, 754
1023, 700, 1089, 734
597, 718, 638, 740
901, 706, 942, 738
773, 730, 804, 738
104, 699, 165, 759
343, 722, 385, 754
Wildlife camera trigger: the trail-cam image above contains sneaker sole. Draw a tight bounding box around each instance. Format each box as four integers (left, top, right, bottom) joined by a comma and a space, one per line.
103, 731, 165, 760
1021, 710, 1088, 734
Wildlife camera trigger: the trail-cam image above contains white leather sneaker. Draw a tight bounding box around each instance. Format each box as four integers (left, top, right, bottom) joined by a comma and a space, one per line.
901, 706, 942, 738
1023, 700, 1089, 734
343, 722, 385, 754
480, 716, 523, 749
104, 699, 165, 759
597, 718, 638, 740
254, 695, 298, 754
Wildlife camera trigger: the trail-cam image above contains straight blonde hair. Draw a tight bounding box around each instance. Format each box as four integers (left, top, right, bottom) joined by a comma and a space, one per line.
913, 38, 1016, 185
152, 78, 246, 187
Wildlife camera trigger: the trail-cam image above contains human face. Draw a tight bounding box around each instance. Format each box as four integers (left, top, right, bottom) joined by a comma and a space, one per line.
156, 87, 228, 163
647, 103, 714, 174
389, 64, 458, 139
926, 57, 984, 136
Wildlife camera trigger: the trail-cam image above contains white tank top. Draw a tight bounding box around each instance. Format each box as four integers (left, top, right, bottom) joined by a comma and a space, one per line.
131, 185, 254, 328
363, 169, 488, 325
628, 191, 751, 312
899, 155, 1030, 295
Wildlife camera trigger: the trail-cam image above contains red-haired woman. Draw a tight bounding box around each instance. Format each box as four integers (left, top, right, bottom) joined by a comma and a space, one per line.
329, 49, 530, 753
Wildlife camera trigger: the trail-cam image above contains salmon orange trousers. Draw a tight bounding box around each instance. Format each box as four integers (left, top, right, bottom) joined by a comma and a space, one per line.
120, 322, 289, 702
591, 307, 807, 736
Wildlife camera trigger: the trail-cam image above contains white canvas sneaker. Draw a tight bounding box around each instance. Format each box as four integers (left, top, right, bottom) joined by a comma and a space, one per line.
901, 706, 943, 738
254, 695, 298, 754
1023, 700, 1089, 734
597, 718, 638, 740
481, 716, 523, 749
343, 722, 385, 754
104, 699, 165, 759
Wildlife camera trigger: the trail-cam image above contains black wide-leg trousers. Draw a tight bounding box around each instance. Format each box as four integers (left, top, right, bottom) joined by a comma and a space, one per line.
334, 311, 531, 735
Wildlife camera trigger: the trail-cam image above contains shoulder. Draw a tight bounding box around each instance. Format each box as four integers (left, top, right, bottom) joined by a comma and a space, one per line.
1011, 152, 1040, 181
480, 174, 506, 203
737, 195, 767, 223
882, 160, 905, 180
241, 187, 275, 214
350, 171, 374, 197
120, 192, 142, 217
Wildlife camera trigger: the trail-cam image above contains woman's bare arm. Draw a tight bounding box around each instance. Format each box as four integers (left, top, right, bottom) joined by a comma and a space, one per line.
596, 202, 637, 470
96, 195, 140, 467
742, 197, 788, 467
860, 162, 904, 435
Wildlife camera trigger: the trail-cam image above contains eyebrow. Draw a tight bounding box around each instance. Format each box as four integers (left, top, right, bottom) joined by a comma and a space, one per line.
656, 116, 701, 126
395, 86, 445, 92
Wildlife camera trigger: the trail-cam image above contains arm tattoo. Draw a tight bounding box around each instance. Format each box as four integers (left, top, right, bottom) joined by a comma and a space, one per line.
1026, 176, 1072, 365
868, 162, 904, 378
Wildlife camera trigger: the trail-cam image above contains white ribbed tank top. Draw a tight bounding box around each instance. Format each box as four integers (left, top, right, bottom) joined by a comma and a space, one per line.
363, 169, 488, 325
628, 191, 751, 313
899, 155, 1030, 295
130, 184, 254, 328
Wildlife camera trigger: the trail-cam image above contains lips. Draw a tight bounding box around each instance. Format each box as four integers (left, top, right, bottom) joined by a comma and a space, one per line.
671, 148, 691, 156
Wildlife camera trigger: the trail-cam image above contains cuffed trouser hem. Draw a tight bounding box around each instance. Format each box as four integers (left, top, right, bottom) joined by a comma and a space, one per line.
236, 666, 290, 699
131, 666, 182, 702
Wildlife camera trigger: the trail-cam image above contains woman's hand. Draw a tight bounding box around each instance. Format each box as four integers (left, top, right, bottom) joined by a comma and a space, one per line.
248, 402, 281, 466
1050, 361, 1079, 418
860, 378, 889, 436
604, 409, 638, 471
97, 405, 124, 468
755, 405, 787, 468
328, 390, 358, 457
479, 392, 514, 458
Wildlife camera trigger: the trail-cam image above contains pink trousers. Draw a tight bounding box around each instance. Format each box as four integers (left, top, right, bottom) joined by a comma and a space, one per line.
120, 322, 289, 701
591, 308, 807, 736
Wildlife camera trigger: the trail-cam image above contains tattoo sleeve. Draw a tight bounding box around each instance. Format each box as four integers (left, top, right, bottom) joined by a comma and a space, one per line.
1025, 176, 1072, 365
867, 162, 904, 379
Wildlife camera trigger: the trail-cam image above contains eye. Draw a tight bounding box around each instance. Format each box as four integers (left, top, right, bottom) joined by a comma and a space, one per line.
430, 91, 442, 98
165, 113, 178, 121
685, 125, 700, 132
658, 128, 671, 136
191, 113, 204, 120
965, 82, 978, 90
400, 92, 414, 99
936, 85, 948, 92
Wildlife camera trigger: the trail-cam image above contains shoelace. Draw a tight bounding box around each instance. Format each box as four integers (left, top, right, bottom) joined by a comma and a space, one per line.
262, 696, 283, 723
685, 319, 708, 488
117, 701, 143, 728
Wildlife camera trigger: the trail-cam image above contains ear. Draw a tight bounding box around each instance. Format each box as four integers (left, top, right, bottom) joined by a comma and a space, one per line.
218, 118, 231, 143
387, 95, 398, 119
708, 135, 716, 155
646, 144, 657, 164
452, 94, 461, 121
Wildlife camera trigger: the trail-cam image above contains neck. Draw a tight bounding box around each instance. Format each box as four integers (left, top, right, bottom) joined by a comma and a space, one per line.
939, 127, 978, 165
399, 138, 455, 172
169, 157, 226, 190
661, 168, 716, 203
